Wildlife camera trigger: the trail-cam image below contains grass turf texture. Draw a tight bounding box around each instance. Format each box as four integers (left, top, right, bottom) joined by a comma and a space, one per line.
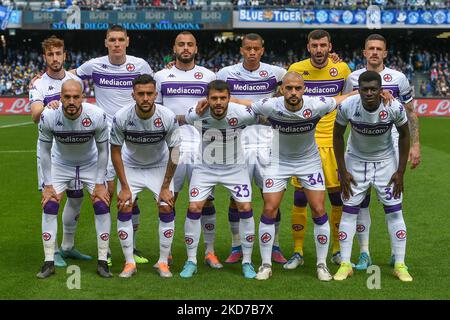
0, 115, 449, 300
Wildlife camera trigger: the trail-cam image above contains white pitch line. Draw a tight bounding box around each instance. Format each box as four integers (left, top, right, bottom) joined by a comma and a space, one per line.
0, 150, 35, 153
0, 122, 34, 129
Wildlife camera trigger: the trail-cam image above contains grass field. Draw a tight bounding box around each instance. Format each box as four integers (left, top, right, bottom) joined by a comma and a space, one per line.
1, 115, 449, 300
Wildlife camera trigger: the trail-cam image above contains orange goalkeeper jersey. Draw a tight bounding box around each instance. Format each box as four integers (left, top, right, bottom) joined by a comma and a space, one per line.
288, 58, 351, 147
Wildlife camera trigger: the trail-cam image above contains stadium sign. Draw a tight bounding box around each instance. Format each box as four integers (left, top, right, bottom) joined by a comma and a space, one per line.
2, 98, 449, 117
235, 9, 450, 28
22, 9, 232, 30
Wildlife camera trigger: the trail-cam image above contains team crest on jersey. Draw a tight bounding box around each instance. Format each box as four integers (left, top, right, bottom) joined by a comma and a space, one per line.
396, 230, 406, 239
164, 229, 174, 238
82, 117, 92, 127
261, 232, 272, 243
292, 224, 304, 231
265, 178, 274, 188
338, 231, 347, 241
259, 70, 268, 78
246, 235, 255, 242
329, 68, 338, 77
205, 223, 215, 231
379, 110, 388, 120
194, 72, 203, 79
317, 234, 328, 244
118, 230, 128, 240
228, 117, 238, 126
100, 233, 109, 241
356, 224, 366, 233
42, 232, 51, 241
190, 187, 199, 197
302, 109, 312, 119
153, 117, 163, 127
383, 74, 392, 82
185, 237, 194, 245
126, 63, 136, 72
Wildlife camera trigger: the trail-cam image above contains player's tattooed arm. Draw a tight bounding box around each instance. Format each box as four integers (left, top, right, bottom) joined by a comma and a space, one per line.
159, 147, 179, 208
111, 145, 132, 211
404, 101, 420, 169
333, 122, 356, 201
390, 122, 410, 198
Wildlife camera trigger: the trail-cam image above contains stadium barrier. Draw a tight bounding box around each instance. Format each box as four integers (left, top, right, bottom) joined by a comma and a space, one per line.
1, 97, 449, 117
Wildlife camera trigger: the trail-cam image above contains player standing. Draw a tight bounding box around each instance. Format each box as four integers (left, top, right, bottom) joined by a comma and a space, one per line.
37, 80, 111, 279
343, 34, 420, 270
285, 30, 351, 269
30, 36, 91, 267
333, 71, 413, 282
153, 32, 221, 268
178, 80, 258, 279
110, 74, 180, 278
216, 33, 288, 265
72, 25, 154, 265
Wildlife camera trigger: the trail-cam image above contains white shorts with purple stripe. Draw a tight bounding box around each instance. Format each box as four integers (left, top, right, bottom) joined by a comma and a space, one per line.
189, 165, 251, 203
51, 161, 99, 195
343, 154, 402, 207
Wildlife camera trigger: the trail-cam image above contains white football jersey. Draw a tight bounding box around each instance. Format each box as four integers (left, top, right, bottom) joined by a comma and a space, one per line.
154, 65, 216, 116
184, 102, 258, 168
38, 103, 108, 167
217, 62, 286, 149
251, 96, 336, 164
76, 55, 153, 123
110, 104, 180, 168
29, 71, 83, 106
343, 66, 413, 142
336, 95, 408, 161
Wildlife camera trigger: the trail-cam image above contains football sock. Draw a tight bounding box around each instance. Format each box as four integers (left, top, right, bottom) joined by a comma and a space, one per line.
385, 205, 407, 264
185, 210, 201, 265
159, 211, 175, 264
228, 207, 241, 248
357, 194, 371, 255
117, 212, 134, 264
238, 210, 255, 264
313, 214, 330, 265
259, 215, 275, 266
339, 207, 359, 263
329, 192, 343, 254
132, 204, 140, 250
61, 194, 83, 251
42, 200, 59, 261
274, 209, 281, 248
201, 206, 216, 254
93, 201, 111, 261
292, 190, 308, 255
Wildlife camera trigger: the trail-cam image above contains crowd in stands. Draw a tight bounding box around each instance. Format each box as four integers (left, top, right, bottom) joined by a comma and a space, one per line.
2, 0, 449, 9
0, 36, 448, 97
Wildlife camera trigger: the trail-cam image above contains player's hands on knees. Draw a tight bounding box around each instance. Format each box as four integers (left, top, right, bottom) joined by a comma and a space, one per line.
380, 90, 394, 106
330, 52, 342, 64
388, 171, 404, 199
159, 187, 174, 208
45, 100, 60, 110
195, 99, 208, 115
29, 73, 43, 89
340, 171, 357, 201
117, 188, 132, 212
93, 184, 110, 207
408, 143, 421, 169
41, 185, 59, 208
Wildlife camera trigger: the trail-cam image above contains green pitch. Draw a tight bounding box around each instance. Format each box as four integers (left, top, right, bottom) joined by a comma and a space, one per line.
1, 115, 449, 300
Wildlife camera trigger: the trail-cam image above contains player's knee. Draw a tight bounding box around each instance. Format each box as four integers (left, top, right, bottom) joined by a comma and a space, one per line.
44, 200, 60, 215
328, 191, 343, 206
237, 202, 252, 213
188, 202, 203, 214
294, 190, 308, 207
263, 204, 279, 219
158, 204, 172, 214
159, 208, 175, 222
66, 189, 84, 199
93, 200, 110, 215
309, 202, 325, 216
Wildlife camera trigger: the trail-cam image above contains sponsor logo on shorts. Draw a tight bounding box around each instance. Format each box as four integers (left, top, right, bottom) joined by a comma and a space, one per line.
42, 232, 51, 241
265, 178, 274, 188
164, 229, 174, 238
126, 63, 135, 72
356, 224, 366, 233
100, 233, 109, 241
185, 237, 194, 245
317, 234, 328, 244
292, 224, 304, 231
396, 230, 406, 239
82, 117, 92, 127
261, 232, 272, 243
329, 68, 338, 77
205, 223, 215, 231
190, 187, 199, 197
246, 234, 255, 242
338, 231, 347, 241
118, 230, 128, 240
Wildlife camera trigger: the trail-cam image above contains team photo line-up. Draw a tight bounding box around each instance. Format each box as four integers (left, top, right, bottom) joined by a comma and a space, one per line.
32, 25, 419, 283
